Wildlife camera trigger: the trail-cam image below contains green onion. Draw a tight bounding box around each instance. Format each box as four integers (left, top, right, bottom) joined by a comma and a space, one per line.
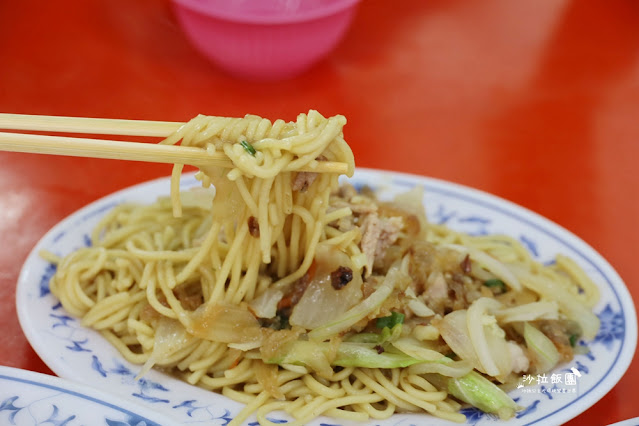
569, 333, 579, 347
240, 140, 256, 156
376, 311, 405, 329
484, 279, 506, 291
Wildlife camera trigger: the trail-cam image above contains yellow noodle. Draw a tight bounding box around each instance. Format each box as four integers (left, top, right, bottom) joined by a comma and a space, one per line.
46, 110, 601, 426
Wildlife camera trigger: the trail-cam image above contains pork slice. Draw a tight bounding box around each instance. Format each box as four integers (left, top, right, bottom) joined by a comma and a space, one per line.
360, 213, 404, 275
375, 216, 403, 261
360, 212, 381, 275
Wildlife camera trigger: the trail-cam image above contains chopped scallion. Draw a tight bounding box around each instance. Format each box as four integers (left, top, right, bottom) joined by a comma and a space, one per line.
240, 140, 256, 156
484, 279, 506, 291
376, 311, 405, 329
569, 333, 579, 347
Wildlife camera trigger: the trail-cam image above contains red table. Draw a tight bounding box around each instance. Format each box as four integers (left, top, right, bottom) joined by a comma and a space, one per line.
1, 1, 637, 424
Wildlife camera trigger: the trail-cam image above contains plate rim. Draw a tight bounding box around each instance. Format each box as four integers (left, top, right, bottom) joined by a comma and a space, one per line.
0, 365, 169, 425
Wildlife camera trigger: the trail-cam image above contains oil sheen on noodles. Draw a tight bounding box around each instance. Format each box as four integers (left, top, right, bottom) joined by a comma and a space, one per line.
45, 110, 600, 426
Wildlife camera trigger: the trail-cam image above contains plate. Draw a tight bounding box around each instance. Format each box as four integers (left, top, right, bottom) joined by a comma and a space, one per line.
16, 168, 637, 425
0, 365, 168, 425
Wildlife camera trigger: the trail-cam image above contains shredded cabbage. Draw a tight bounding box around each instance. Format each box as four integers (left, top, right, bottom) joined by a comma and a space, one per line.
391, 337, 448, 361
188, 302, 264, 346
249, 287, 284, 319
137, 318, 190, 379
435, 310, 482, 372
407, 359, 474, 378
448, 371, 519, 420
445, 244, 522, 291
511, 265, 600, 339
467, 297, 510, 380
523, 322, 560, 372
290, 245, 363, 329
495, 301, 559, 323
307, 263, 402, 341
267, 340, 423, 370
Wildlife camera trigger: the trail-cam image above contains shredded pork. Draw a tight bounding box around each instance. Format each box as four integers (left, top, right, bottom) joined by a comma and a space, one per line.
292, 171, 318, 192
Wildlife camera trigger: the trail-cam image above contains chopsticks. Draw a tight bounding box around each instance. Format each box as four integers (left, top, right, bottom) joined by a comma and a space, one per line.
0, 131, 236, 169
0, 113, 349, 174
0, 113, 182, 137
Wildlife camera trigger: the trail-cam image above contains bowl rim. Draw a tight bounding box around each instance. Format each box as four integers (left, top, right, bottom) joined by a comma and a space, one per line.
171, 0, 361, 25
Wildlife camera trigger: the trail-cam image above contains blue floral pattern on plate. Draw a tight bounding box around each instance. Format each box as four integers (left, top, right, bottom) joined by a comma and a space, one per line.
15, 169, 638, 425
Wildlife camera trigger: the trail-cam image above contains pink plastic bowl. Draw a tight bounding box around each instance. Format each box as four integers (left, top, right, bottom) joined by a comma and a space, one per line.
171, 0, 361, 80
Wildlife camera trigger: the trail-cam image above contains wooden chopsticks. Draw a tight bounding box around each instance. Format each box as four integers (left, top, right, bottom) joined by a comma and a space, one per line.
0, 131, 235, 169
0, 113, 182, 137
0, 113, 349, 174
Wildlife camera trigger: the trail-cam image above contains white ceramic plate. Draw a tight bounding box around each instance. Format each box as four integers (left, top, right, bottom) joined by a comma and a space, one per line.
16, 169, 637, 426
0, 365, 168, 425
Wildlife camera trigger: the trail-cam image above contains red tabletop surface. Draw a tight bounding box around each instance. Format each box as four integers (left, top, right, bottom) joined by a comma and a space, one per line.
1, 1, 637, 424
